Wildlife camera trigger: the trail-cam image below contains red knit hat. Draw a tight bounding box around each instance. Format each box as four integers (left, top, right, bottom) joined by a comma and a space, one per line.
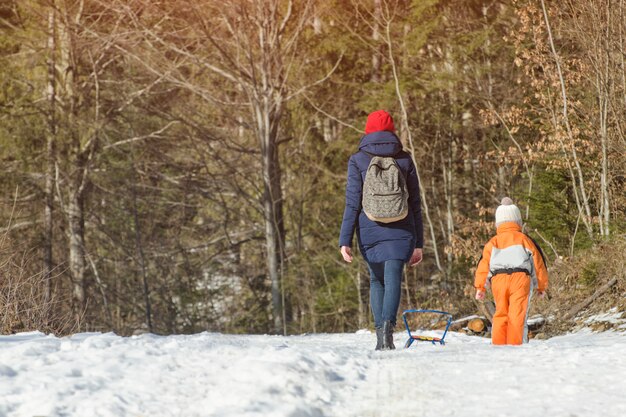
365, 110, 395, 134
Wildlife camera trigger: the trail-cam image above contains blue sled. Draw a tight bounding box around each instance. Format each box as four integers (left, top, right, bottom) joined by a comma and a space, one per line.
402, 309, 453, 348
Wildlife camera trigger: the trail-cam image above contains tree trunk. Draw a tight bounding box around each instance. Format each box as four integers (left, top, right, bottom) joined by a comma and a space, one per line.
442, 153, 453, 268
59, 5, 87, 321
354, 269, 365, 329
384, 20, 443, 272
618, 0, 626, 106
131, 163, 153, 333
371, 0, 382, 83
44, 4, 57, 313
600, 0, 611, 236
599, 75, 609, 236
68, 189, 86, 316
257, 99, 286, 335
541, 0, 594, 239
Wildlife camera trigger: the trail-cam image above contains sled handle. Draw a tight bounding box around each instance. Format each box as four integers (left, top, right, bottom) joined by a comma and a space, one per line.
402, 309, 453, 345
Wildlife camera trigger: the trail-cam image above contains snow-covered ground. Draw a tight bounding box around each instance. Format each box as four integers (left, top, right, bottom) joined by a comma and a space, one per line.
584, 307, 626, 328
1, 328, 625, 417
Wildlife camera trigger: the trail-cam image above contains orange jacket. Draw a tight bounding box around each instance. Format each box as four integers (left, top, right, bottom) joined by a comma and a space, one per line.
474, 222, 549, 292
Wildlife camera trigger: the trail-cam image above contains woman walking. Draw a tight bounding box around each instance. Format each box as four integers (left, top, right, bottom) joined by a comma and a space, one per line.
339, 110, 424, 350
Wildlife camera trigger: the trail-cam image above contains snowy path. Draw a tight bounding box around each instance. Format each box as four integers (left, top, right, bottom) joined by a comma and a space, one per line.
1, 329, 625, 417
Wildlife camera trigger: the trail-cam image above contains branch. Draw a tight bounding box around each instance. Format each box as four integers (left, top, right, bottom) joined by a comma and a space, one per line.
302, 93, 362, 133
285, 52, 344, 101
0, 221, 41, 233
0, 186, 20, 246
278, 0, 294, 36
103, 121, 178, 149
563, 277, 619, 320
540, 0, 593, 234
145, 28, 246, 87
528, 227, 560, 260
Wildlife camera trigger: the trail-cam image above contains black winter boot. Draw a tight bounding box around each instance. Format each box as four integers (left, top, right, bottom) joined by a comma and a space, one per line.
375, 327, 384, 351
382, 320, 395, 350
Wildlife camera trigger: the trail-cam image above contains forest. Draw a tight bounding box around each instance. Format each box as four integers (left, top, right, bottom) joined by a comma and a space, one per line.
0, 0, 624, 336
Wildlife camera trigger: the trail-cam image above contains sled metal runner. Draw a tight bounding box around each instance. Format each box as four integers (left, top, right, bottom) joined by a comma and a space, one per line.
402, 309, 453, 348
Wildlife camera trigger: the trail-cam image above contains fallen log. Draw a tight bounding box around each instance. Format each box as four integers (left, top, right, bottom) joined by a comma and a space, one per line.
563, 277, 618, 320
448, 315, 479, 331
468, 318, 487, 333
527, 315, 546, 331
433, 320, 450, 330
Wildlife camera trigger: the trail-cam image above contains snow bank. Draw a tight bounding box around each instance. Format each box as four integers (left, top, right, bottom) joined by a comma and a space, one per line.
584, 307, 625, 327
1, 329, 625, 417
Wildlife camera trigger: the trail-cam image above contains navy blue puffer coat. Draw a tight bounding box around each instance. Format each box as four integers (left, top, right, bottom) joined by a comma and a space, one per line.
339, 130, 424, 264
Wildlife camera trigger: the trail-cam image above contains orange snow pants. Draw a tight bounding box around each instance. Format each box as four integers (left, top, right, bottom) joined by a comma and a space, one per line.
491, 272, 531, 345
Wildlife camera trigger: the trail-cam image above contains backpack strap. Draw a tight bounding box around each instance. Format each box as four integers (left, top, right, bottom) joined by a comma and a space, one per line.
524, 233, 548, 267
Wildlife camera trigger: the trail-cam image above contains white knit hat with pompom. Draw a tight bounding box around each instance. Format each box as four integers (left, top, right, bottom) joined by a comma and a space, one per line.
495, 197, 522, 227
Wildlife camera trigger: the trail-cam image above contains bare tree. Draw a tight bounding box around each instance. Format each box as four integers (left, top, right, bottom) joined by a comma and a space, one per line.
540, 0, 594, 239
44, 1, 57, 316
48, 0, 131, 321
107, 0, 340, 334
377, 1, 443, 272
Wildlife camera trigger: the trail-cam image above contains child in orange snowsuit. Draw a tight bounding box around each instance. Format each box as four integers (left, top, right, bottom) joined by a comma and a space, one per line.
474, 197, 549, 345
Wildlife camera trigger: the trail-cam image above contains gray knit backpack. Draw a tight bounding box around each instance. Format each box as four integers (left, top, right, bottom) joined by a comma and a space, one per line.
362, 154, 408, 223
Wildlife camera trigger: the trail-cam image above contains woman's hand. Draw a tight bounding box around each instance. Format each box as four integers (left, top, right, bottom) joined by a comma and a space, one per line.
475, 289, 486, 300
409, 248, 423, 267
340, 246, 353, 263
